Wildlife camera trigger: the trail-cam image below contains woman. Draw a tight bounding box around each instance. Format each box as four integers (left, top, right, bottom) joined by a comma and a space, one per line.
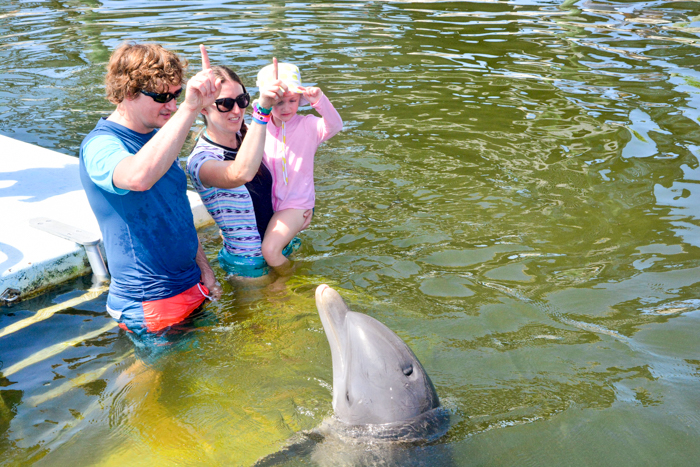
186, 62, 311, 278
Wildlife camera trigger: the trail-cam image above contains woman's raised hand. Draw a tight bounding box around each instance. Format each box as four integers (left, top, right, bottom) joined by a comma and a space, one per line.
258, 57, 287, 109
183, 45, 222, 111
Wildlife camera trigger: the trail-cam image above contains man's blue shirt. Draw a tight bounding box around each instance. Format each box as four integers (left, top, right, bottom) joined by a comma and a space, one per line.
79, 118, 201, 302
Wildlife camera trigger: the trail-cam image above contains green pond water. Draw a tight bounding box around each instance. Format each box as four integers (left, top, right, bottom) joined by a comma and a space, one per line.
2, 0, 700, 465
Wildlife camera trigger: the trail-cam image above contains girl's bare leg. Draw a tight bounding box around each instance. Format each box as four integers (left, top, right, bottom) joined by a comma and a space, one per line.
262, 208, 307, 269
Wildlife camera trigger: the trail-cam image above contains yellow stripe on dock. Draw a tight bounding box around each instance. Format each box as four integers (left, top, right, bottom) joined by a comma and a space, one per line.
0, 285, 108, 339
27, 350, 131, 407
2, 320, 117, 377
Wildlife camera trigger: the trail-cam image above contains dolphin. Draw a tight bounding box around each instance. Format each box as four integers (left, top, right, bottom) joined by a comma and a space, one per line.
256, 284, 450, 466
315, 283, 446, 436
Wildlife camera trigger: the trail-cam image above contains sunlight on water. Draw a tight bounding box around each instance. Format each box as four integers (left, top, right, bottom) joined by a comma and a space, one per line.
2, 0, 700, 465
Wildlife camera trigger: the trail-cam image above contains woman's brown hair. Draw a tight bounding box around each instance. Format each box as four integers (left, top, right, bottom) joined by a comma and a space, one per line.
105, 42, 187, 104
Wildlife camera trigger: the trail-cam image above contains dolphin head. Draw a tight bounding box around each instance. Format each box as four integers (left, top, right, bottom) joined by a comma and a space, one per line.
315, 284, 440, 426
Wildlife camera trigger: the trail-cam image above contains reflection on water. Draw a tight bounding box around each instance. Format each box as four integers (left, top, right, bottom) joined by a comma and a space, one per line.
2, 0, 700, 465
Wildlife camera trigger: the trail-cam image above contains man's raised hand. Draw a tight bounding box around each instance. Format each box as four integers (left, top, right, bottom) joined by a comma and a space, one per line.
201, 44, 211, 71
183, 44, 221, 111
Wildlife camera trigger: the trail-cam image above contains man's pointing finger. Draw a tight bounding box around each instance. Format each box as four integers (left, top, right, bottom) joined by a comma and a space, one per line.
200, 44, 211, 71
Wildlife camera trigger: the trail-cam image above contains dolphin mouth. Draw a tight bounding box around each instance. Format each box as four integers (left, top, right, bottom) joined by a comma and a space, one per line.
315, 284, 330, 300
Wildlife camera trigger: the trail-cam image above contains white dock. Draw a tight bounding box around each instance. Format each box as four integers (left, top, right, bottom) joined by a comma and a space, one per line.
0, 135, 213, 301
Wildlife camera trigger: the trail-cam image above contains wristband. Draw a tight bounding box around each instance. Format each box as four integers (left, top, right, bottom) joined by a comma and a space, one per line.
253, 101, 272, 116
252, 110, 271, 124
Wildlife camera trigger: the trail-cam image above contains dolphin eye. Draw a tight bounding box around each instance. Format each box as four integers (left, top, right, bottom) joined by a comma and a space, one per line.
403, 365, 413, 376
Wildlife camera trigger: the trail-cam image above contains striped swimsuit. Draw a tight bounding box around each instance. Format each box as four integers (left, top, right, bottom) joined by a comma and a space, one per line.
186, 135, 274, 258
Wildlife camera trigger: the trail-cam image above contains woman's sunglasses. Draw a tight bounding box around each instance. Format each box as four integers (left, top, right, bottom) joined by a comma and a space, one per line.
140, 88, 182, 104
215, 92, 251, 112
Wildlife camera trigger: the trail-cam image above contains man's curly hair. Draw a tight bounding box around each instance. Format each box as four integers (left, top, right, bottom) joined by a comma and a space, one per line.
105, 42, 188, 104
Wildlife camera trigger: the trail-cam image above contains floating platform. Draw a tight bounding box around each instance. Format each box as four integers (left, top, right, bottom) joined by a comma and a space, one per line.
0, 135, 214, 302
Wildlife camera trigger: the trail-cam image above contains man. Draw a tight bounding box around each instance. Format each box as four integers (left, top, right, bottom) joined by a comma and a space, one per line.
79, 42, 226, 335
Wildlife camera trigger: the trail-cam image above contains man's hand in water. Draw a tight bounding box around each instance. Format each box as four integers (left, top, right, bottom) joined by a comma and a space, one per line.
196, 241, 223, 301
299, 86, 323, 105
201, 267, 223, 301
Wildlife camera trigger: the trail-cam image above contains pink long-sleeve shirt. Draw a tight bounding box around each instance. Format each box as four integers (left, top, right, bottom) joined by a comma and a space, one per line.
263, 93, 343, 211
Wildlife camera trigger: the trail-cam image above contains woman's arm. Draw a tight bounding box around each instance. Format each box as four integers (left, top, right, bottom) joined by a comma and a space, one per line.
195, 119, 268, 189
198, 75, 287, 189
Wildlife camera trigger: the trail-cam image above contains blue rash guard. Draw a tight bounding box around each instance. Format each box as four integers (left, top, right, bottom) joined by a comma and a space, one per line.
79, 118, 202, 327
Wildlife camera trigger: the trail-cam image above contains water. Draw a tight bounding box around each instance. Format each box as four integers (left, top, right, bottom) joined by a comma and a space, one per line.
2, 0, 700, 465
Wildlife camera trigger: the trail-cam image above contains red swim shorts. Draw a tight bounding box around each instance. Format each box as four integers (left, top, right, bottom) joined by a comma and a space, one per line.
110, 283, 210, 334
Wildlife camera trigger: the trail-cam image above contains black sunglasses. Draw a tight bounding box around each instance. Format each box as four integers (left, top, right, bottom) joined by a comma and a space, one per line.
215, 92, 250, 112
140, 87, 182, 104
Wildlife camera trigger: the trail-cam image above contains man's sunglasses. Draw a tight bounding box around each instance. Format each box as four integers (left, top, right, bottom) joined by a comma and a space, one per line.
215, 92, 251, 112
140, 88, 182, 104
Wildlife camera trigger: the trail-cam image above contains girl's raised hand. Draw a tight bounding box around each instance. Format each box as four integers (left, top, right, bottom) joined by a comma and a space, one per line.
299, 86, 322, 105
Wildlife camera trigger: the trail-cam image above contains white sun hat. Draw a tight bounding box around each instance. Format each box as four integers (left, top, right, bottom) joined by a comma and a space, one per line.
256, 62, 308, 105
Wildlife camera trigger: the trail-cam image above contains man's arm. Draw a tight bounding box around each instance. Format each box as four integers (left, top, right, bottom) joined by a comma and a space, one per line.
113, 45, 222, 192
112, 102, 205, 191
196, 240, 222, 300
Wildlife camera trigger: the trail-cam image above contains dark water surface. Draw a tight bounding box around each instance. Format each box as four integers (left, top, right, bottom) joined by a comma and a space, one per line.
2, 0, 700, 465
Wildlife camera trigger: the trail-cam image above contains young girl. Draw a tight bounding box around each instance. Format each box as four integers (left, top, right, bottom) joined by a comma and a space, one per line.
255, 62, 343, 271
